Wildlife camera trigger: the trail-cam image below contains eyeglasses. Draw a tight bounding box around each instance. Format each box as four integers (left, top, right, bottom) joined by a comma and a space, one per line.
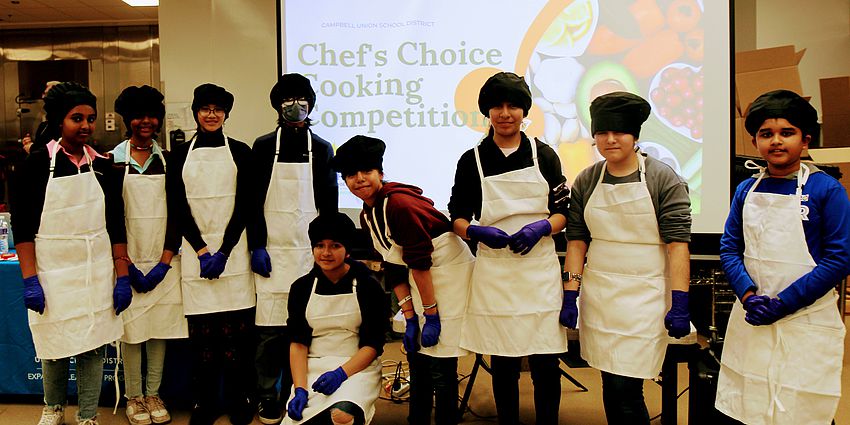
199, 106, 226, 117
281, 98, 309, 108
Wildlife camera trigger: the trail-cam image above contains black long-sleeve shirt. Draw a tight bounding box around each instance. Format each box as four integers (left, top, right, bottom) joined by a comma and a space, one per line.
166, 130, 254, 256
448, 133, 568, 223
287, 259, 389, 356
109, 141, 182, 253
248, 126, 338, 249
11, 144, 126, 245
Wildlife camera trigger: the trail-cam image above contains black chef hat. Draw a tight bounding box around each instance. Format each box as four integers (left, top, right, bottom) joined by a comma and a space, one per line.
331, 135, 386, 177
270, 73, 316, 113
590, 91, 651, 139
43, 82, 97, 134
191, 83, 234, 119
744, 89, 819, 139
114, 85, 165, 137
478, 72, 532, 117
308, 212, 357, 251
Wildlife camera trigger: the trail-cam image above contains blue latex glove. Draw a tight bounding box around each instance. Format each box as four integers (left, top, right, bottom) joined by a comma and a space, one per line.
466, 225, 510, 249
23, 275, 45, 314
113, 275, 133, 315
508, 219, 552, 255
127, 263, 154, 293
742, 294, 769, 312
144, 262, 172, 288
312, 366, 348, 395
745, 297, 791, 326
665, 290, 691, 338
251, 248, 272, 278
287, 387, 308, 421
421, 312, 441, 347
560, 290, 578, 328
199, 252, 228, 279
403, 314, 420, 353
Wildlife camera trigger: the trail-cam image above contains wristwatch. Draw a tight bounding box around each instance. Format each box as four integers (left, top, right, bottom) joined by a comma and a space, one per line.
561, 271, 582, 284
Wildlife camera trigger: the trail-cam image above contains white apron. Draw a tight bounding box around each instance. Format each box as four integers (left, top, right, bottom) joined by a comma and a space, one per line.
579, 154, 670, 379
461, 140, 567, 356
716, 163, 844, 425
365, 204, 474, 358
283, 277, 381, 424
29, 143, 124, 360
180, 135, 255, 315
119, 141, 188, 343
255, 128, 317, 326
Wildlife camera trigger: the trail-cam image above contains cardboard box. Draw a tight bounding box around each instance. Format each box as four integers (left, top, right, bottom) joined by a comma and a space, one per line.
820, 77, 850, 116
735, 45, 806, 115
821, 113, 850, 148
736, 116, 760, 157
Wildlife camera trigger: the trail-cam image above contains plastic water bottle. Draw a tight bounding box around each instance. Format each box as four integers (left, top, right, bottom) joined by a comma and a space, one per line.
0, 219, 9, 255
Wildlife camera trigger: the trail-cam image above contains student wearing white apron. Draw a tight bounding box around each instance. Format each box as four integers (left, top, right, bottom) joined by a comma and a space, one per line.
334, 135, 474, 425
563, 92, 692, 425
166, 83, 256, 425
284, 213, 388, 425
250, 74, 338, 425
449, 72, 568, 425
14, 82, 129, 425
111, 85, 188, 425
717, 90, 850, 425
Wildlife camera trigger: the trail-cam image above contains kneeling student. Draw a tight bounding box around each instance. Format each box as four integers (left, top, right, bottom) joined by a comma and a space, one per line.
285, 213, 389, 425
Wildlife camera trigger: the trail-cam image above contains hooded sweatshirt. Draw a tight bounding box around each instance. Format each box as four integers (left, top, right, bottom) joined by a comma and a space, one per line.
359, 182, 452, 270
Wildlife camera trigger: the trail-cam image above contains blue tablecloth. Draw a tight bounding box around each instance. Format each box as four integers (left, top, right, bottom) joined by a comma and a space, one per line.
0, 255, 192, 406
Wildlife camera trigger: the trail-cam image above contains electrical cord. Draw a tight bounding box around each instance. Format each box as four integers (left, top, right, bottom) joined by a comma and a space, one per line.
648, 386, 689, 422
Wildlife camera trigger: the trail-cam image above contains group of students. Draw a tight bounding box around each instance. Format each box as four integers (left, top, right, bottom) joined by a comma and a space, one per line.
11, 68, 850, 425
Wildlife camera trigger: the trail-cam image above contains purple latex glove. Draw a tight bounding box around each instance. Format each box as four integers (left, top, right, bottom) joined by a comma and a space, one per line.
665, 290, 690, 338
466, 225, 510, 249
287, 387, 308, 420
144, 262, 172, 288
199, 251, 228, 279
312, 366, 348, 395
251, 247, 272, 278
403, 314, 420, 353
742, 294, 769, 312
421, 312, 441, 347
23, 275, 45, 314
745, 297, 791, 326
560, 290, 578, 328
113, 275, 133, 315
508, 219, 552, 255
128, 263, 154, 293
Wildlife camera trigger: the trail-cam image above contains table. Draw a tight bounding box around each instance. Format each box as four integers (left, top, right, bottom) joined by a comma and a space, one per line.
0, 256, 193, 406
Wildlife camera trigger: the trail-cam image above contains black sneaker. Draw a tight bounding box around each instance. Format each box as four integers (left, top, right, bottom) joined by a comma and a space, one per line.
188, 404, 218, 425
230, 397, 255, 425
257, 398, 283, 425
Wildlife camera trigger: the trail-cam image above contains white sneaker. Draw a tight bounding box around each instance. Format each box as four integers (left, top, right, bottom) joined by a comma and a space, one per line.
37, 405, 64, 425
77, 418, 98, 425
144, 395, 171, 424
126, 397, 152, 425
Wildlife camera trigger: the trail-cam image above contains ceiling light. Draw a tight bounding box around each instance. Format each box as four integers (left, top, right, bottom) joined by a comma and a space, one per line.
122, 0, 159, 6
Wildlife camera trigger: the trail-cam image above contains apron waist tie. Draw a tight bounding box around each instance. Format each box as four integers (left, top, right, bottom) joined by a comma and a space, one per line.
112, 340, 122, 414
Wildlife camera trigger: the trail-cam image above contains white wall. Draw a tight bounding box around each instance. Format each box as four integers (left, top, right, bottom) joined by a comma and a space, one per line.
158, 0, 279, 146
755, 0, 850, 114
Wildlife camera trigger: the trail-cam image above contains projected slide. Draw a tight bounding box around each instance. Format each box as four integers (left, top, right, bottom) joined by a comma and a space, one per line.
280, 0, 730, 233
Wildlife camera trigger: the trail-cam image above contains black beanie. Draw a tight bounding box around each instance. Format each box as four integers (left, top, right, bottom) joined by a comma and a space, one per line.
331, 135, 386, 177
191, 83, 234, 119
270, 73, 316, 113
744, 90, 819, 139
308, 212, 357, 251
43, 82, 97, 134
114, 85, 165, 137
478, 72, 532, 117
590, 91, 651, 139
